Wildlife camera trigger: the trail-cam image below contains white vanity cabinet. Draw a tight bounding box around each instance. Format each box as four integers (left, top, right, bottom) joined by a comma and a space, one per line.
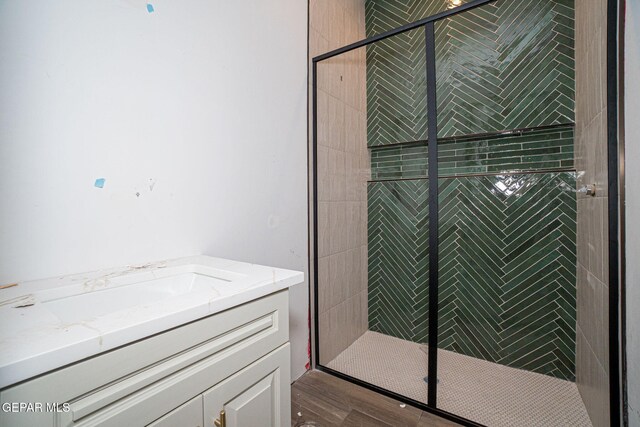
0, 290, 292, 427
203, 343, 289, 427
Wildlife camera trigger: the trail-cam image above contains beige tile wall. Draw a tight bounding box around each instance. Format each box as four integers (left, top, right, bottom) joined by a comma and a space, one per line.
575, 1, 610, 425
310, 0, 370, 365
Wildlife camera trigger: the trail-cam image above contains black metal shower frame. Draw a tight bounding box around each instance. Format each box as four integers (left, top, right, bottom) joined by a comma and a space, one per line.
310, 0, 625, 425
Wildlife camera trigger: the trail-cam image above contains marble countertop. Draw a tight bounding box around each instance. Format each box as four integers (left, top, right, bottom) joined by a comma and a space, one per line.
0, 256, 303, 389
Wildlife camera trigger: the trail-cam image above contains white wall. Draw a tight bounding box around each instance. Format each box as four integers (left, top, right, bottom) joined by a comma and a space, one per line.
625, 1, 640, 424
0, 0, 309, 380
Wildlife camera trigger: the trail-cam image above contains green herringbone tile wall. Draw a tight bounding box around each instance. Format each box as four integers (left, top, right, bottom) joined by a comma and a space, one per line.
368, 180, 429, 343
363, 0, 577, 380
439, 172, 577, 380
365, 0, 575, 144
368, 172, 577, 380
365, 26, 429, 146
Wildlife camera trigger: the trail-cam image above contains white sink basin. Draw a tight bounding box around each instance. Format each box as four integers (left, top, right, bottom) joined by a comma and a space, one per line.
0, 255, 304, 389
41, 273, 228, 323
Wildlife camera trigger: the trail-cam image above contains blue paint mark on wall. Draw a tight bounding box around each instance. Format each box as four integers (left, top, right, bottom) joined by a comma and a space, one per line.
146, 3, 154, 13
94, 178, 106, 188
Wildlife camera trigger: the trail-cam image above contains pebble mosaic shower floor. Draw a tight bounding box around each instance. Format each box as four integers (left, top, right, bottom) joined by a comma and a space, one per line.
327, 331, 591, 427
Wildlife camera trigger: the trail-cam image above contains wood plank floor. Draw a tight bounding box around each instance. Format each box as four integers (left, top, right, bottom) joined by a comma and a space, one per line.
291, 370, 460, 427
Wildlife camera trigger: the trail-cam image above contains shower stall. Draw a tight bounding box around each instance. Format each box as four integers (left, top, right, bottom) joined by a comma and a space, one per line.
311, 0, 617, 425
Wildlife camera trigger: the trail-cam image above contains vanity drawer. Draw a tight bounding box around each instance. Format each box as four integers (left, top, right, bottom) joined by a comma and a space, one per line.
147, 396, 203, 427
0, 291, 288, 427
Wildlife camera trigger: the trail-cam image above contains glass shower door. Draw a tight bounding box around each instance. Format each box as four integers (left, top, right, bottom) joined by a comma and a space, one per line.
315, 27, 433, 406
434, 1, 586, 425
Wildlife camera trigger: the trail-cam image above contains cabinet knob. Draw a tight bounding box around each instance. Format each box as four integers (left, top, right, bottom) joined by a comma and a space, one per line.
214, 410, 226, 427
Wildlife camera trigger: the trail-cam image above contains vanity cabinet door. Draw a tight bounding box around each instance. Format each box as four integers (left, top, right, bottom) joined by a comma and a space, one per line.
147, 396, 203, 427
203, 344, 290, 427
